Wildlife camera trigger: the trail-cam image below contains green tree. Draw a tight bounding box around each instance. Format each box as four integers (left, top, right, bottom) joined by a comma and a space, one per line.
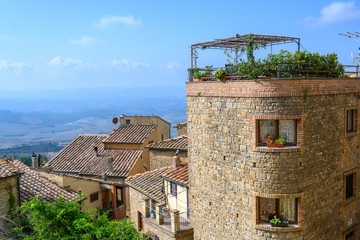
9, 196, 147, 240
19, 156, 32, 167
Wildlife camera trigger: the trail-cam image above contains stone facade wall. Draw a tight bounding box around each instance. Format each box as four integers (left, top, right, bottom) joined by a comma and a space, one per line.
187, 79, 360, 239
175, 123, 187, 137
0, 176, 19, 216
150, 150, 188, 171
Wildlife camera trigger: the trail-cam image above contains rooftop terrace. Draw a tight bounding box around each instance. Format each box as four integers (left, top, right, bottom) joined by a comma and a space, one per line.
189, 34, 359, 82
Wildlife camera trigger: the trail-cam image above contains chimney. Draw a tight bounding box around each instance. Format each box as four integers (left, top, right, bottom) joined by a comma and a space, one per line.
172, 150, 181, 169
94, 146, 98, 157
101, 172, 107, 181
32, 155, 39, 169
108, 157, 113, 173
78, 189, 82, 194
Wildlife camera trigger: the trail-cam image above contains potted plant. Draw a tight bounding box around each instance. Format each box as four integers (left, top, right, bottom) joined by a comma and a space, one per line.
193, 71, 203, 82
265, 136, 286, 148
267, 212, 276, 221
274, 136, 286, 145
187, 68, 201, 81
214, 68, 228, 81
270, 215, 288, 227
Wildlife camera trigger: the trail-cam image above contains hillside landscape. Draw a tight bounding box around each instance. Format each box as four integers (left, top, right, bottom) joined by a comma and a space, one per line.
0, 86, 186, 150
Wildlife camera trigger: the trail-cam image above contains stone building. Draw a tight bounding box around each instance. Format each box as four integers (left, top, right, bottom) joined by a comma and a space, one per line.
174, 122, 187, 137
186, 78, 360, 239
0, 158, 21, 217
42, 115, 170, 219
6, 158, 81, 204
126, 161, 192, 240
146, 136, 188, 170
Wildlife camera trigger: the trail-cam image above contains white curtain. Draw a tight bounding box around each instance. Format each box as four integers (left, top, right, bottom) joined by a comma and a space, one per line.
279, 198, 296, 222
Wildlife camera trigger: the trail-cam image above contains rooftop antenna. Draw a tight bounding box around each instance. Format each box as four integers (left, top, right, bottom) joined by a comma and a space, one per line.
339, 32, 360, 38
339, 32, 360, 66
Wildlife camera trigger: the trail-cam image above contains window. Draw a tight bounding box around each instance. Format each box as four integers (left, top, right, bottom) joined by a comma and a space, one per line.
116, 187, 123, 207
345, 230, 356, 240
257, 119, 297, 145
346, 109, 357, 133
126, 119, 131, 124
90, 192, 99, 202
345, 172, 356, 200
170, 182, 177, 196
257, 197, 299, 224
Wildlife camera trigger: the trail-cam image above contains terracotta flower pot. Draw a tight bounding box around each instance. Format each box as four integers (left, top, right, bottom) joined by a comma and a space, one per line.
271, 222, 288, 227
266, 143, 284, 148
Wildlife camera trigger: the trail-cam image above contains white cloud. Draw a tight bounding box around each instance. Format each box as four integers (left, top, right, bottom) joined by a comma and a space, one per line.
167, 61, 181, 69
94, 15, 142, 28
111, 59, 149, 68
48, 57, 86, 69
0, 60, 30, 75
301, 1, 360, 27
68, 36, 102, 47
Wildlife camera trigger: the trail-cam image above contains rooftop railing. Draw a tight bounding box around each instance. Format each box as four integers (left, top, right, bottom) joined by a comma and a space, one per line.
188, 63, 359, 82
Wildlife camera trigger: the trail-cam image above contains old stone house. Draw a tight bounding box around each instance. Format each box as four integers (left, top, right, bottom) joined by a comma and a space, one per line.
146, 136, 188, 170
6, 158, 81, 204
0, 158, 21, 217
0, 157, 81, 236
126, 160, 193, 240
186, 35, 360, 239
187, 74, 360, 238
174, 122, 187, 137
41, 115, 170, 219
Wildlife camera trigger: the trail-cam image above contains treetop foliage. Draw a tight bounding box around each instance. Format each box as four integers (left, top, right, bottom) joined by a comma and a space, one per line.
8, 196, 147, 240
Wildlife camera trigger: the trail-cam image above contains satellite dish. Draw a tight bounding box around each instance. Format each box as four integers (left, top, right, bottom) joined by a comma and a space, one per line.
112, 117, 119, 125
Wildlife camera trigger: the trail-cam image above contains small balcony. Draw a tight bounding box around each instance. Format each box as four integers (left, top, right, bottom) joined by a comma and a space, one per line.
142, 200, 193, 239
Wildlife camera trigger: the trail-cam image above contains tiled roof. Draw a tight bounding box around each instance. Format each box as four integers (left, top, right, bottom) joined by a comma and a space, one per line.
45, 134, 107, 173
146, 136, 188, 151
0, 158, 21, 179
37, 168, 124, 186
102, 125, 156, 144
162, 164, 189, 186
80, 149, 142, 177
126, 166, 172, 202
45, 134, 142, 177
6, 158, 81, 204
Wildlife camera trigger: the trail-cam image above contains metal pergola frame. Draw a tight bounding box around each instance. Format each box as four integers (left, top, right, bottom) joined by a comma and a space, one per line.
190, 33, 301, 68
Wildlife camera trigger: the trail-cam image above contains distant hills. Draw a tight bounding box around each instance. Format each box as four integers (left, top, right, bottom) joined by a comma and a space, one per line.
0, 141, 66, 159
0, 85, 187, 149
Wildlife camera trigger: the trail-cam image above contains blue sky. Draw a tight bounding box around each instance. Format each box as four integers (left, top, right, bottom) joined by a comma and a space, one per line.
0, 0, 360, 90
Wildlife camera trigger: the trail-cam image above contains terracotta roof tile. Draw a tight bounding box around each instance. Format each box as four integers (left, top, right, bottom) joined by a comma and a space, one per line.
0, 158, 21, 179
126, 166, 172, 202
45, 134, 142, 177
6, 158, 80, 204
102, 125, 156, 144
45, 134, 107, 173
146, 136, 188, 151
162, 164, 189, 186
80, 149, 142, 177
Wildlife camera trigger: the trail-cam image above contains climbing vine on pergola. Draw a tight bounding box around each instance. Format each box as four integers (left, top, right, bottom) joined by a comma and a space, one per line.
190, 34, 301, 67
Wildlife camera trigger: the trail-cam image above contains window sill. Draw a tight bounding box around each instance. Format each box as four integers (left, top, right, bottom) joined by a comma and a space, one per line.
345, 131, 358, 138
255, 223, 303, 232
255, 146, 301, 152
345, 196, 356, 205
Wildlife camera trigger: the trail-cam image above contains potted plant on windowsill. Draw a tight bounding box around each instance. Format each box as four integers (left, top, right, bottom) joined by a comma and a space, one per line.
270, 215, 289, 227
267, 212, 276, 221
214, 68, 228, 81
265, 136, 286, 148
